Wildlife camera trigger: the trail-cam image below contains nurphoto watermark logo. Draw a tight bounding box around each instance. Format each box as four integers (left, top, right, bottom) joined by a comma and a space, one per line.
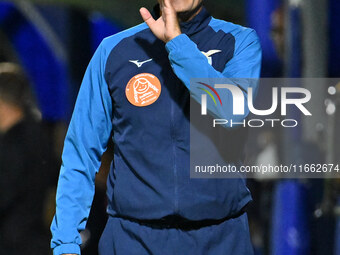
190, 78, 340, 179
197, 80, 312, 128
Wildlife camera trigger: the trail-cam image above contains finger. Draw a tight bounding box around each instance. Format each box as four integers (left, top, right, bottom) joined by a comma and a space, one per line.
140, 7, 156, 27
164, 0, 176, 12
140, 7, 165, 40
163, 0, 171, 8
159, 0, 165, 9
162, 0, 176, 18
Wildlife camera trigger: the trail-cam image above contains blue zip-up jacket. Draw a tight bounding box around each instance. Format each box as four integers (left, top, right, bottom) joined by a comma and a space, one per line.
50, 8, 262, 255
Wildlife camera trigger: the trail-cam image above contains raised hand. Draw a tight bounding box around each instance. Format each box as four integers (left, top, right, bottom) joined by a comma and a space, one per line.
140, 0, 182, 43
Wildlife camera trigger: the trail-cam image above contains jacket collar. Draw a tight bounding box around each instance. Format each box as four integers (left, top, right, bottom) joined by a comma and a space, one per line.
152, 4, 212, 36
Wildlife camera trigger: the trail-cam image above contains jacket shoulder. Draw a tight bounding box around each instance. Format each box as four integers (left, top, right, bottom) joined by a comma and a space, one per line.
208, 17, 257, 41
208, 17, 260, 54
99, 23, 149, 56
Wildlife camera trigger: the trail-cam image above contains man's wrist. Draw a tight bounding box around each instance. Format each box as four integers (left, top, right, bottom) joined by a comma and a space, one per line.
166, 32, 182, 43
165, 34, 191, 53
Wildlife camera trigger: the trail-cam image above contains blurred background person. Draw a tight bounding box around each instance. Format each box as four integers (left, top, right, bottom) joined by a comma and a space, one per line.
0, 63, 53, 254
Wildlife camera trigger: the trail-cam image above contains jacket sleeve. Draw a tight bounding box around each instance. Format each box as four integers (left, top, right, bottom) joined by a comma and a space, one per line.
50, 42, 113, 255
165, 29, 262, 123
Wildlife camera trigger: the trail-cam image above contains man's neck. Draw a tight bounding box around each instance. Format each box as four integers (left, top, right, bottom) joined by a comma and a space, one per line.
177, 3, 204, 22
0, 104, 24, 134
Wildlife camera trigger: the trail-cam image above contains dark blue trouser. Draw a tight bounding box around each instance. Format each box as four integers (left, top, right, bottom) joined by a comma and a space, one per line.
98, 213, 254, 255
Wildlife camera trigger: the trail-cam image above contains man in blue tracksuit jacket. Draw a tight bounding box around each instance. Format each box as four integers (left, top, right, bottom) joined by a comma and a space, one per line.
50, 0, 262, 254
